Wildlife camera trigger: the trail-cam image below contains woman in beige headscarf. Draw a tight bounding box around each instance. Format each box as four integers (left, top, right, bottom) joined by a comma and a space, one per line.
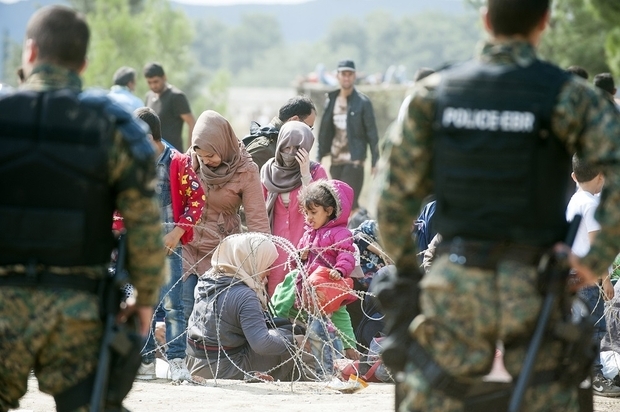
185, 233, 295, 380
182, 111, 270, 322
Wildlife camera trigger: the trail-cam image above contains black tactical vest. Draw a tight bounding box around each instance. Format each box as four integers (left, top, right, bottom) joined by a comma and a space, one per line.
0, 89, 116, 266
433, 59, 572, 246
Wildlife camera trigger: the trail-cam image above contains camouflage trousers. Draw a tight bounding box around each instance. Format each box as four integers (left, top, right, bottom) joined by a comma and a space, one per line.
0, 287, 102, 412
400, 254, 579, 412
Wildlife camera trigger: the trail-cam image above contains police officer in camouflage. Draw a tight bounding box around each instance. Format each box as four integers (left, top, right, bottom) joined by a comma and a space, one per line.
377, 0, 620, 411
0, 6, 166, 412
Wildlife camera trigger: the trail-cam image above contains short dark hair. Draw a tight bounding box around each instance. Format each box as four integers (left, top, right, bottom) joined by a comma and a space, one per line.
487, 0, 549, 37
299, 180, 338, 220
594, 73, 615, 96
134, 107, 161, 142
572, 153, 602, 183
143, 62, 165, 78
25, 5, 89, 71
566, 66, 589, 80
113, 66, 136, 86
278, 95, 316, 122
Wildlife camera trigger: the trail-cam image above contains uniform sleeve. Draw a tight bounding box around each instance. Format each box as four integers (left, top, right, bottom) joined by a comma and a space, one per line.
552, 80, 620, 275
377, 78, 438, 269
242, 164, 271, 234
108, 129, 166, 306
177, 154, 205, 228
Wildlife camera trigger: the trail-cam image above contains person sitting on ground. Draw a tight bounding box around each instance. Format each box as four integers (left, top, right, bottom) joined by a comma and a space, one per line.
347, 219, 392, 339
185, 233, 295, 381
600, 279, 620, 387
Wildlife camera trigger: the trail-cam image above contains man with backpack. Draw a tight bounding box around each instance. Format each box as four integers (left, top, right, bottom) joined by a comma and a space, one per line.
243, 95, 316, 170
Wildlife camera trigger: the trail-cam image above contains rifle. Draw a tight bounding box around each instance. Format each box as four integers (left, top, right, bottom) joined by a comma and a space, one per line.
90, 233, 131, 412
508, 215, 582, 412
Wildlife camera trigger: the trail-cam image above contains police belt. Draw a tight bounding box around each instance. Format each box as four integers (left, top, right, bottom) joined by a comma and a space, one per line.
436, 239, 545, 270
407, 339, 558, 401
0, 272, 102, 294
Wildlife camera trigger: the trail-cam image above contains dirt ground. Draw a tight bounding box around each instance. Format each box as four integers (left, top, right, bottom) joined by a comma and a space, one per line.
13, 375, 620, 412
15, 376, 393, 412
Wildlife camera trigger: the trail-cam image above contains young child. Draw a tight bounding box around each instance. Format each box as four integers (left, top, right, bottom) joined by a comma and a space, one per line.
296, 179, 357, 380
128, 107, 205, 382
566, 153, 619, 396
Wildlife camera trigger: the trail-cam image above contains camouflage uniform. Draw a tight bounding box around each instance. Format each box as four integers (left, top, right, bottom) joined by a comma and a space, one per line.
0, 64, 166, 412
377, 41, 620, 412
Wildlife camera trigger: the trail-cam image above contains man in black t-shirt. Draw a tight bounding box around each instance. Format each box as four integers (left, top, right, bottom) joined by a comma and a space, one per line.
144, 63, 195, 151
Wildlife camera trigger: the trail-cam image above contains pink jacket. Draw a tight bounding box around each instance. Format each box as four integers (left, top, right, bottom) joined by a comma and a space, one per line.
263, 163, 328, 296
297, 180, 356, 277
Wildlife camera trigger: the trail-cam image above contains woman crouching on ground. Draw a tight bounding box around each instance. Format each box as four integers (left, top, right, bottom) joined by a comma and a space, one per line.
185, 233, 295, 380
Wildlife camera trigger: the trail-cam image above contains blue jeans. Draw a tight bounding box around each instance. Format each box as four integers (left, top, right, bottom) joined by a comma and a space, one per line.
577, 285, 606, 375
143, 248, 187, 362
307, 315, 343, 379
183, 272, 198, 325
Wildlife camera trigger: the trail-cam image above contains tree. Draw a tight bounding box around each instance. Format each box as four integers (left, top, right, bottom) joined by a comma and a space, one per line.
588, 0, 620, 24
588, 0, 620, 77
192, 17, 229, 71
463, 0, 613, 77
324, 18, 368, 67
395, 11, 483, 73
226, 13, 283, 75
79, 0, 199, 102
539, 0, 611, 76
364, 12, 402, 73
69, 0, 145, 15
1, 33, 21, 86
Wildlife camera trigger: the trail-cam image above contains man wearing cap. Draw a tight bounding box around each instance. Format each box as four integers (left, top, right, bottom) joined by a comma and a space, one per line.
144, 62, 195, 152
317, 59, 379, 210
109, 66, 144, 113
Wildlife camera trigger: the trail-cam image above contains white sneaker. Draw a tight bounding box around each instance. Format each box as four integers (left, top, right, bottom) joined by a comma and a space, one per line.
168, 357, 191, 382
136, 361, 156, 380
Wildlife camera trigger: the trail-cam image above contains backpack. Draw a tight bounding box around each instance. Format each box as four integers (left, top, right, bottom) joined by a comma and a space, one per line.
242, 121, 279, 170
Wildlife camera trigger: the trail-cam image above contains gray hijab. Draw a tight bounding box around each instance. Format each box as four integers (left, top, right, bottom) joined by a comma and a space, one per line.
261, 121, 315, 228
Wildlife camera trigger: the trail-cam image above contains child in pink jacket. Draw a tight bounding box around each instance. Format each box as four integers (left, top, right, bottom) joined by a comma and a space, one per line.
296, 179, 357, 380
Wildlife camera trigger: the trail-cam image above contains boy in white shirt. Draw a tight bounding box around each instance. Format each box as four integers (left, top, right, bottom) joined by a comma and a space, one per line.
566, 153, 618, 397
